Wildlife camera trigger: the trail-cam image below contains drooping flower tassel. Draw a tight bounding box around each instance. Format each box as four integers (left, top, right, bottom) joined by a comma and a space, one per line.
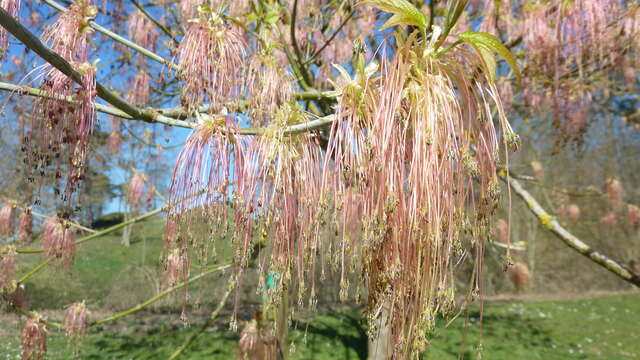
0, 245, 17, 293
24, 0, 97, 201
64, 301, 89, 341
127, 172, 146, 208
21, 313, 48, 360
177, 11, 245, 111
0, 202, 15, 237
0, 0, 20, 59
42, 216, 76, 266
18, 209, 33, 243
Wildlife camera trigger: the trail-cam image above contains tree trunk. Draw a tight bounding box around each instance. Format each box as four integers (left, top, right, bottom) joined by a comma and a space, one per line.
121, 212, 132, 246
367, 304, 391, 360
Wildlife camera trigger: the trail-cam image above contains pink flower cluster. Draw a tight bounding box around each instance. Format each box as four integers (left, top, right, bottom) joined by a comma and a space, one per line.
127, 172, 146, 208
0, 246, 17, 293
64, 301, 89, 340
0, 0, 20, 59
21, 314, 47, 360
18, 210, 33, 243
42, 216, 76, 266
127, 71, 151, 106
177, 17, 245, 111
25, 0, 98, 199
127, 10, 159, 51
0, 202, 15, 237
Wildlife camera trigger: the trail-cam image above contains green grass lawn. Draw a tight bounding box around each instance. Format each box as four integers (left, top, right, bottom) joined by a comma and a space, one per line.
3, 216, 638, 359
1, 293, 638, 359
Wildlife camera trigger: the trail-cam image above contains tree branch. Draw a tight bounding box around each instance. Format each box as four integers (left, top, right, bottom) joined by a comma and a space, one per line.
0, 80, 335, 134
0, 8, 183, 124
0, 81, 196, 129
15, 206, 163, 255
42, 0, 179, 70
93, 263, 232, 325
500, 171, 640, 287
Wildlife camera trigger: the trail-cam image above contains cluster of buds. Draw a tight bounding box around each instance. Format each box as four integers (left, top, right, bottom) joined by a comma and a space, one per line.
127, 172, 146, 208
493, 219, 509, 243
42, 216, 76, 266
0, 245, 17, 293
0, 0, 20, 59
628, 205, 640, 230
107, 117, 122, 155
163, 247, 189, 288
600, 212, 617, 229
18, 209, 33, 243
0, 202, 15, 237
238, 311, 276, 360
21, 313, 48, 360
604, 177, 624, 209
64, 301, 89, 341
559, 203, 581, 223
106, 131, 122, 155
127, 71, 151, 106
245, 51, 293, 125
507, 262, 531, 290
127, 10, 159, 51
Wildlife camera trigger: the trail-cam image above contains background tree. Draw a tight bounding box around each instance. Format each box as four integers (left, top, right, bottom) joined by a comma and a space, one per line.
0, 0, 638, 359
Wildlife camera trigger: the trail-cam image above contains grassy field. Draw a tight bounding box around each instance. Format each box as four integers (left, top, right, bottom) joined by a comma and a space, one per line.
1, 216, 638, 359
1, 293, 638, 359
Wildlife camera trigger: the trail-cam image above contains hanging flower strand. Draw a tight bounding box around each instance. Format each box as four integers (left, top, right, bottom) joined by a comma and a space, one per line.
177, 6, 246, 111
0, 0, 20, 59
24, 0, 98, 201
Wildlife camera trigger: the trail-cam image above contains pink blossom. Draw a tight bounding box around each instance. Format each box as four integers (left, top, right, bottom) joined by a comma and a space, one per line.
0, 246, 17, 293
565, 204, 581, 223
106, 131, 122, 155
22, 314, 47, 359
601, 212, 617, 228
0, 0, 20, 59
127, 10, 158, 51
604, 177, 624, 209
507, 262, 531, 290
127, 172, 146, 208
18, 210, 33, 243
42, 216, 76, 266
0, 202, 15, 237
177, 19, 246, 111
11, 55, 23, 67
146, 185, 156, 210
628, 204, 640, 229
245, 53, 293, 125
127, 71, 151, 105
64, 301, 89, 340
494, 219, 509, 243
163, 248, 189, 287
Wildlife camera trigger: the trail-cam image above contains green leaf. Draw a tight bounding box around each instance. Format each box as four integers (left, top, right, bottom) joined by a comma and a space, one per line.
361, 0, 428, 31
458, 31, 521, 81
264, 9, 280, 25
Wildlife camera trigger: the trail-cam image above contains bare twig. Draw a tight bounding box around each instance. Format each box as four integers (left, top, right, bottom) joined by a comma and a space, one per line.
500, 171, 640, 287
93, 263, 232, 325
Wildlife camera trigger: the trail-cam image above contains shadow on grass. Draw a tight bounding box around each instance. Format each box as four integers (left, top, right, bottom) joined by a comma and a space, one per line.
291, 310, 369, 360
